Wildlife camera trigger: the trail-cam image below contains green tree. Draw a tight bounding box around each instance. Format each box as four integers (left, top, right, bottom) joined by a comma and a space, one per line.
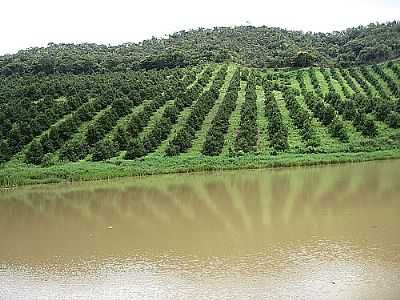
292, 51, 315, 67
92, 139, 117, 161
26, 140, 44, 165
125, 138, 145, 160
0, 141, 11, 164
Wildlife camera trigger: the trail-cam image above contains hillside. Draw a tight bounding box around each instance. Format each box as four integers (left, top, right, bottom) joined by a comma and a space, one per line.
0, 21, 399, 76
1, 57, 400, 186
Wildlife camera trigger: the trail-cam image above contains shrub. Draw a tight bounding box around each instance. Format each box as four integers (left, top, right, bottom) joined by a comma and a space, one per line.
386, 111, 400, 128
60, 139, 89, 162
92, 139, 118, 161
329, 117, 349, 142
125, 138, 145, 160
25, 140, 44, 165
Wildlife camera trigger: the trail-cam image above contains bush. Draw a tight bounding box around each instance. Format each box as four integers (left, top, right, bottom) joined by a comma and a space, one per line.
125, 138, 145, 160
0, 141, 11, 165
329, 117, 349, 142
113, 126, 129, 150
353, 112, 377, 137
386, 111, 400, 128
60, 139, 89, 162
25, 140, 44, 165
264, 89, 288, 152
92, 139, 118, 161
41, 153, 59, 167
235, 72, 258, 153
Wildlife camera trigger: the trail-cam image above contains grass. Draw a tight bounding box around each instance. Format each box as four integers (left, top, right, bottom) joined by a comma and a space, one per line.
1, 150, 400, 188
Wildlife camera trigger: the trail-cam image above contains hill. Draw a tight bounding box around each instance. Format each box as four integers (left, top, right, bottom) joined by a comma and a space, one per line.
0, 21, 400, 76
1, 58, 400, 186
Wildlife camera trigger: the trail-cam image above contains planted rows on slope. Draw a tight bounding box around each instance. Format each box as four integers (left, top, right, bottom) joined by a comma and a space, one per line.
124, 65, 215, 159
234, 71, 258, 153
165, 65, 229, 156
202, 68, 241, 156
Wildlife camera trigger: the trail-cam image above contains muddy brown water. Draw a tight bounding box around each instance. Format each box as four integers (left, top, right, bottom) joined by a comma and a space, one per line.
0, 160, 400, 299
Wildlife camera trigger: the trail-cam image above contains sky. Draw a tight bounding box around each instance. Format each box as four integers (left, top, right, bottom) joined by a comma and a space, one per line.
1, 0, 399, 55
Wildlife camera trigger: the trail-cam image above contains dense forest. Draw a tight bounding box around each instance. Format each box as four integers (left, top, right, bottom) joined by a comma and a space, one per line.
0, 21, 399, 76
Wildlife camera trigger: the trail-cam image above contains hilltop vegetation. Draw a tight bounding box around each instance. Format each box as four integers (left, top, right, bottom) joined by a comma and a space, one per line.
0, 21, 400, 186
0, 21, 400, 76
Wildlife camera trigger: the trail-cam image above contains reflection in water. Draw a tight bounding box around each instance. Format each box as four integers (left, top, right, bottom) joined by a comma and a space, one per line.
1, 160, 400, 299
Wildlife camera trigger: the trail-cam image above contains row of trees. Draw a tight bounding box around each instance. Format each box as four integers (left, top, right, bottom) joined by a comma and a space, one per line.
339, 69, 361, 95
59, 69, 192, 162
389, 61, 400, 79
116, 68, 204, 157
165, 65, 229, 156
25, 95, 113, 164
330, 68, 352, 98
324, 92, 378, 137
298, 70, 352, 143
372, 65, 400, 97
23, 67, 191, 164
358, 66, 388, 99
124, 66, 216, 160
235, 72, 258, 153
303, 92, 349, 142
319, 68, 336, 95
348, 67, 375, 98
281, 86, 320, 148
324, 70, 400, 130
308, 68, 324, 98
0, 95, 88, 163
263, 84, 288, 152
202, 69, 241, 156
388, 62, 400, 115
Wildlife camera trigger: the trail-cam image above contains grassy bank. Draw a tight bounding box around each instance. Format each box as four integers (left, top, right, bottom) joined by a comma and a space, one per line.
1, 150, 400, 188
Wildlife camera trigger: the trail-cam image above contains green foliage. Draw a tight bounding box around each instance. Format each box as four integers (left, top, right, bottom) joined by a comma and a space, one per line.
372, 64, 400, 97
125, 138, 145, 160
26, 140, 44, 165
202, 69, 241, 156
0, 140, 11, 164
1, 22, 399, 76
166, 65, 228, 156
113, 126, 129, 150
92, 139, 118, 161
353, 112, 378, 137
60, 139, 89, 162
386, 111, 400, 128
308, 68, 324, 97
264, 87, 288, 152
0, 58, 398, 169
281, 87, 320, 147
292, 51, 316, 68
304, 92, 336, 126
235, 72, 258, 153
41, 153, 59, 167
329, 117, 349, 142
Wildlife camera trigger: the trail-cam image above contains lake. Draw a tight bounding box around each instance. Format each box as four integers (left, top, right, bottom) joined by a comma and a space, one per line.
1, 160, 400, 299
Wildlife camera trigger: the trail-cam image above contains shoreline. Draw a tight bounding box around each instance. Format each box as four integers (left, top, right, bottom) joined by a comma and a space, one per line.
1, 150, 400, 188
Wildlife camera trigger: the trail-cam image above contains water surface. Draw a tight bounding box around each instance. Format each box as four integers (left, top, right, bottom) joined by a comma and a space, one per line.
1, 161, 400, 299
